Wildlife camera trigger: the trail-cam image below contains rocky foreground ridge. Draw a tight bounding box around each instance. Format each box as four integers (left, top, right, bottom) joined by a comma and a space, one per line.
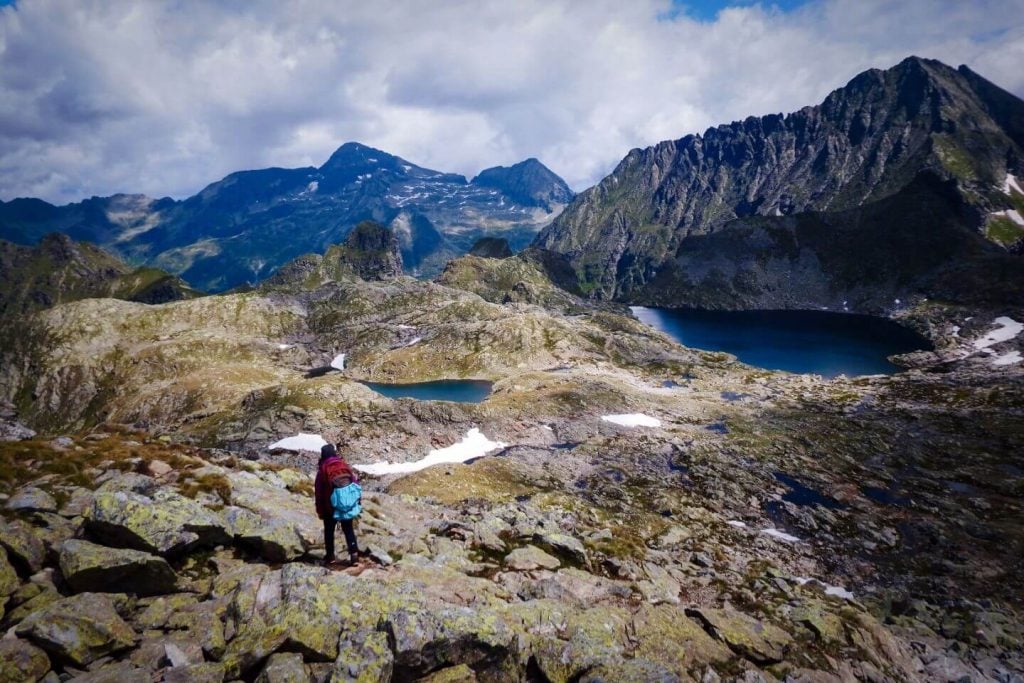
0, 237, 1022, 681
536, 57, 1024, 313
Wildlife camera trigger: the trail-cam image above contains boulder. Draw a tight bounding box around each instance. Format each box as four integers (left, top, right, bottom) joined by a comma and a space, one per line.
7, 486, 57, 513
418, 663, 478, 682
59, 539, 179, 596
529, 606, 630, 682
163, 663, 226, 683
505, 545, 560, 571
685, 606, 792, 665
15, 592, 137, 666
164, 601, 228, 660
333, 628, 393, 683
631, 604, 733, 674
385, 604, 518, 679
88, 489, 230, 555
224, 506, 306, 562
256, 652, 308, 683
578, 659, 681, 683
534, 531, 587, 564
0, 637, 50, 683
0, 547, 18, 600
65, 662, 147, 682
0, 517, 48, 573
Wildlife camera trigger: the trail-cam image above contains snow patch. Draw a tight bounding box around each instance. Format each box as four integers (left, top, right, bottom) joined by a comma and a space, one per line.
277, 344, 293, 350
949, 326, 960, 338
405, 337, 422, 347
992, 351, 1022, 367
794, 577, 855, 600
761, 528, 801, 543
1003, 173, 1023, 196
353, 428, 507, 475
396, 324, 416, 330
306, 181, 318, 193
601, 413, 661, 428
330, 353, 346, 371
541, 425, 553, 431
726, 520, 747, 528
269, 433, 328, 452
992, 209, 1024, 227
973, 317, 1023, 351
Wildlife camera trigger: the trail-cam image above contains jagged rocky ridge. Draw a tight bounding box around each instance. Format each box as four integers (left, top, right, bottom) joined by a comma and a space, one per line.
0, 238, 1022, 681
536, 57, 1024, 313
0, 143, 573, 291
0, 233, 199, 318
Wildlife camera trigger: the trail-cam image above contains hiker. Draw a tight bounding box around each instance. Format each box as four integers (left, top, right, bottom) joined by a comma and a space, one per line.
315, 442, 362, 566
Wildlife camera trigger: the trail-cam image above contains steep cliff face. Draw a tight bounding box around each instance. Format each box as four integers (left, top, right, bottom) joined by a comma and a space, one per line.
535, 57, 1024, 309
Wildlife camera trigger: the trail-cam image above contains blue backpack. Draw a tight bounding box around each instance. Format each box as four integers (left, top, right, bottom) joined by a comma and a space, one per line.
331, 482, 362, 520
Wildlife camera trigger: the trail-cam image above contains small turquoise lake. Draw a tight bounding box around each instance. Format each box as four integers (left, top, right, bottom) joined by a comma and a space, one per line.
361, 380, 493, 403
631, 306, 930, 377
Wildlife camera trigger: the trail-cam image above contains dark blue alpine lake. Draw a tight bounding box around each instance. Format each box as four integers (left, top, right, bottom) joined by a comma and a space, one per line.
360, 379, 493, 403
631, 306, 929, 377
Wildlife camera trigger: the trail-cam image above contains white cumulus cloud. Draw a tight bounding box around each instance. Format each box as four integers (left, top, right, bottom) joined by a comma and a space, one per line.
0, 0, 1022, 204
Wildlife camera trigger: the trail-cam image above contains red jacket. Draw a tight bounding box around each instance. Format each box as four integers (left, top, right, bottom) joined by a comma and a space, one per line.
314, 456, 358, 519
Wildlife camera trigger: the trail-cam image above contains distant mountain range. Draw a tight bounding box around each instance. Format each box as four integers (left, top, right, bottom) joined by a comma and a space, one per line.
536, 56, 1024, 313
0, 143, 573, 292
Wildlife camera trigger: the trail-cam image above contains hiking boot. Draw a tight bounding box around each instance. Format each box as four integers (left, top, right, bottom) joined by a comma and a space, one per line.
348, 552, 360, 566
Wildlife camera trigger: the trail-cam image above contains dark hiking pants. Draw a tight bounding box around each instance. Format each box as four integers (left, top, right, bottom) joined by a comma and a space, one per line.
323, 516, 359, 560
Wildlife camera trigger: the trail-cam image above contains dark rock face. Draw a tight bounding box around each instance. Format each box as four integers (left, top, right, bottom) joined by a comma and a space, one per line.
472, 158, 574, 211
0, 233, 198, 318
332, 220, 403, 281
535, 57, 1024, 309
0, 143, 571, 291
468, 237, 513, 259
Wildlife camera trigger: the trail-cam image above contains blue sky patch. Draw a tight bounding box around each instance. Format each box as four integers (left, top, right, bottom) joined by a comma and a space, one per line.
668, 0, 810, 21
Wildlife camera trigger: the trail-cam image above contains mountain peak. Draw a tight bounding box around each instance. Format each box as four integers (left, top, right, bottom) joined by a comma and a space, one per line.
471, 158, 573, 211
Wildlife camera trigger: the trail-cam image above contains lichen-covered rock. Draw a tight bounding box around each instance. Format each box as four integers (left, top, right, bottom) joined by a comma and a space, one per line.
685, 606, 792, 665
578, 659, 682, 683
255, 652, 308, 683
15, 592, 137, 666
7, 486, 57, 513
631, 604, 733, 675
64, 661, 147, 682
0, 547, 18, 600
534, 531, 587, 564
59, 539, 179, 596
88, 488, 230, 555
333, 628, 394, 683
164, 600, 227, 660
418, 663, 479, 682
0, 517, 48, 573
505, 545, 560, 571
529, 606, 630, 682
163, 662, 227, 683
0, 637, 50, 683
385, 604, 518, 679
224, 506, 306, 562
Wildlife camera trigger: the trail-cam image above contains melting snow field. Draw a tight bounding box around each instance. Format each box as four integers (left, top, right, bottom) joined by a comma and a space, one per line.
601, 413, 662, 428
726, 520, 748, 528
353, 428, 508, 476
973, 317, 1023, 351
276, 344, 293, 350
330, 353, 346, 371
268, 433, 328, 452
993, 351, 1023, 366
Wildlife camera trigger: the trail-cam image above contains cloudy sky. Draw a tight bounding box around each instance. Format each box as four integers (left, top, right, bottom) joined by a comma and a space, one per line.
1, 0, 1023, 204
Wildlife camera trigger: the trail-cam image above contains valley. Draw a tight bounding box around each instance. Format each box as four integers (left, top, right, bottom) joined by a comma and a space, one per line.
0, 54, 1022, 683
